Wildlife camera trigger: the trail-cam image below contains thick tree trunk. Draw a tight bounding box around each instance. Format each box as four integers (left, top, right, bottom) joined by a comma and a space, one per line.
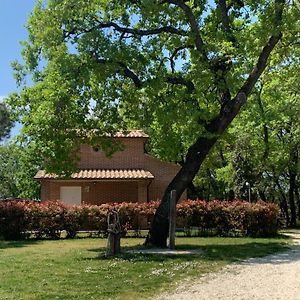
258, 190, 267, 202
288, 147, 298, 226
289, 171, 297, 226
281, 197, 290, 227
146, 137, 217, 247
296, 186, 300, 221
187, 181, 198, 199
274, 178, 289, 226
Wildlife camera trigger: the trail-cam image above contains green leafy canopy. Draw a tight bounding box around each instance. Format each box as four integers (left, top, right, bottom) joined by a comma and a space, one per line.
8, 0, 299, 174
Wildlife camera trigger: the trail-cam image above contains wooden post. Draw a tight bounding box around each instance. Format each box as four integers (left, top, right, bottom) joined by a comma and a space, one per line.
107, 231, 121, 255
169, 190, 176, 250
106, 211, 121, 256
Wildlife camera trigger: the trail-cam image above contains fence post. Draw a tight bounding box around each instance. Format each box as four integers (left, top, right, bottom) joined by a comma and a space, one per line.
169, 190, 176, 250
106, 210, 121, 256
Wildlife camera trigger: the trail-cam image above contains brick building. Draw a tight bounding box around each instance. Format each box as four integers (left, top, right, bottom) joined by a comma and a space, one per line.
35, 130, 186, 205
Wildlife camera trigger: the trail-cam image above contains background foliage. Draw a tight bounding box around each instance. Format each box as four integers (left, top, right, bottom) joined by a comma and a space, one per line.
0, 102, 13, 142
0, 143, 40, 199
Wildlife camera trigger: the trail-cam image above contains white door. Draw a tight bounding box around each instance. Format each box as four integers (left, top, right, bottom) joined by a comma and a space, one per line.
60, 186, 82, 205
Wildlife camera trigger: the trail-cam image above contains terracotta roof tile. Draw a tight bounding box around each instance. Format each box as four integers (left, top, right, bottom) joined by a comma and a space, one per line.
35, 169, 154, 180
113, 130, 148, 138
75, 129, 148, 139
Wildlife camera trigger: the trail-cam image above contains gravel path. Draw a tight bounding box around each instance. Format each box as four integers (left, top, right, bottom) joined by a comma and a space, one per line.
157, 231, 300, 300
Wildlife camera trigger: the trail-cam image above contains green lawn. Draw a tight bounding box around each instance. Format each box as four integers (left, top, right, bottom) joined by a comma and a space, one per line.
0, 235, 291, 300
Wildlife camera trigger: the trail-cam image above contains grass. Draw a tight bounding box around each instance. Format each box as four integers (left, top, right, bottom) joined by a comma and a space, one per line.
0, 235, 291, 300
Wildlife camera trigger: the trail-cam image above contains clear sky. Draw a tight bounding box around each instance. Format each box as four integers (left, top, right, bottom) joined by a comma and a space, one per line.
0, 1, 36, 137
0, 1, 36, 98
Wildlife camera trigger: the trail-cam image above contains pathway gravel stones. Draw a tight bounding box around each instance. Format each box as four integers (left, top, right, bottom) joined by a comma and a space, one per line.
157, 231, 300, 300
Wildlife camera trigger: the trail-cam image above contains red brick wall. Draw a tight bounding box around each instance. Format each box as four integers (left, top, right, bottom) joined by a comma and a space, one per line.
40, 137, 187, 203
41, 180, 50, 201
79, 138, 146, 169
143, 154, 184, 201
42, 180, 139, 204
89, 181, 138, 204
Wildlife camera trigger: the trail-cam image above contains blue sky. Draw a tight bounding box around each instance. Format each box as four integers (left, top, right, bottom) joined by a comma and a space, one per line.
0, 1, 36, 136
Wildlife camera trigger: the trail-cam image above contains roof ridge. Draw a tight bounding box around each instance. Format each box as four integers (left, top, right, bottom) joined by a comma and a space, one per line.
35, 169, 154, 180
113, 129, 149, 138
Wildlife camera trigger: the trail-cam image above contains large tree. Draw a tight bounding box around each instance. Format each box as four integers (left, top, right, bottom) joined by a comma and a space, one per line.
0, 143, 41, 199
9, 0, 299, 246
0, 102, 13, 142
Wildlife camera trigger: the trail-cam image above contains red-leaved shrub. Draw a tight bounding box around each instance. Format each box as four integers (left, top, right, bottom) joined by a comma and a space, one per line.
0, 199, 279, 240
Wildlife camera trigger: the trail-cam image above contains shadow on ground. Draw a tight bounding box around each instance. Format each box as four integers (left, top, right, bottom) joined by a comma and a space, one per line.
86, 240, 290, 264
242, 244, 300, 265
0, 239, 41, 250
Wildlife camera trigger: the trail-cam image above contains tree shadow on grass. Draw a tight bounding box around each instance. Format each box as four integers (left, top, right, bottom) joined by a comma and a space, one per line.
193, 242, 290, 262
0, 239, 41, 250
85, 239, 290, 264
84, 250, 201, 263
242, 243, 300, 265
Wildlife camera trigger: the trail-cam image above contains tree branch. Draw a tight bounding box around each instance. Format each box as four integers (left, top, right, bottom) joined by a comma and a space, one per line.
207, 0, 285, 133
216, 0, 236, 43
210, 56, 232, 105
92, 54, 195, 92
239, 34, 283, 97
169, 45, 194, 72
92, 55, 143, 88
117, 62, 143, 88
64, 19, 187, 40
94, 20, 187, 36
256, 83, 270, 160
217, 0, 230, 33
92, 54, 195, 94
166, 75, 195, 93
238, 0, 285, 97
207, 30, 283, 135
166, 0, 233, 104
166, 0, 208, 60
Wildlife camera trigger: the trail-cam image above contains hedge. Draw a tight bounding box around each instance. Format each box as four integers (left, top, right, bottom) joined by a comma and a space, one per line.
0, 199, 279, 240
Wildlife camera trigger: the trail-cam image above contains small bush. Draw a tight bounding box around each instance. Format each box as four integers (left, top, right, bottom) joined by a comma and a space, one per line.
0, 200, 27, 240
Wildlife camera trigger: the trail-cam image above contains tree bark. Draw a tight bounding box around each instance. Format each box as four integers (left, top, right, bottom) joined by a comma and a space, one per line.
258, 190, 267, 202
288, 147, 298, 226
274, 177, 289, 227
296, 185, 300, 221
288, 170, 297, 226
146, 136, 217, 246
